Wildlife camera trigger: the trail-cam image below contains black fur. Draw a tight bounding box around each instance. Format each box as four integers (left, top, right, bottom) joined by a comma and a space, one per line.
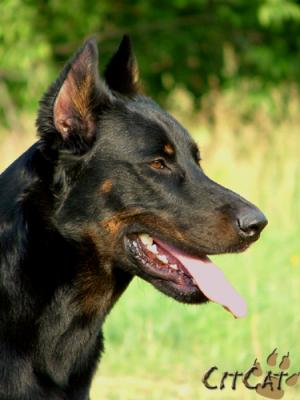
0, 37, 267, 399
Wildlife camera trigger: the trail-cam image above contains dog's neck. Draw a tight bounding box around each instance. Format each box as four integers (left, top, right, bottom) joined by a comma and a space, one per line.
0, 144, 133, 322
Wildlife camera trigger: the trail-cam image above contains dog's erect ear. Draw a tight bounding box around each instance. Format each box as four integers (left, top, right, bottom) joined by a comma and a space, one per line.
37, 38, 113, 153
53, 39, 101, 140
104, 35, 139, 96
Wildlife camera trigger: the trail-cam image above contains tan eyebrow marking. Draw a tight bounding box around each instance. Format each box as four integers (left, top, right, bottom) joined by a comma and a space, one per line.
163, 143, 175, 155
100, 179, 113, 193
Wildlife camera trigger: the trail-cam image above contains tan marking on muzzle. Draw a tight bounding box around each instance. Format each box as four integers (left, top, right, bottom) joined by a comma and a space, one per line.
76, 211, 186, 314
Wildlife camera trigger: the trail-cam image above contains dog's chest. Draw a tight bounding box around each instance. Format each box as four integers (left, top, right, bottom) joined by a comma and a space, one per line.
34, 288, 103, 385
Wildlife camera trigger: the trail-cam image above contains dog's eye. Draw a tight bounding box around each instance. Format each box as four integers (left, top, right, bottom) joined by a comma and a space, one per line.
149, 159, 166, 170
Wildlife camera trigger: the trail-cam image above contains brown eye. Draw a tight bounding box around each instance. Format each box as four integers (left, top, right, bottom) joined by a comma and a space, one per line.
149, 159, 166, 170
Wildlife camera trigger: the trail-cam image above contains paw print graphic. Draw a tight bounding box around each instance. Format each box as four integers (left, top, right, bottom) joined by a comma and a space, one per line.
254, 349, 299, 399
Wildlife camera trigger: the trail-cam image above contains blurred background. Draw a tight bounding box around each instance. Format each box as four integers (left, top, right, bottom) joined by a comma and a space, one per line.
1, 1, 300, 399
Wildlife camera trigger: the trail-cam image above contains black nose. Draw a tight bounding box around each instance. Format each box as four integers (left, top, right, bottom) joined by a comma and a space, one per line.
237, 209, 268, 239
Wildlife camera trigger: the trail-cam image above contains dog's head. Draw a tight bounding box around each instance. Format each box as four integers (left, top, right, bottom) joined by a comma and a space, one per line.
36, 37, 267, 317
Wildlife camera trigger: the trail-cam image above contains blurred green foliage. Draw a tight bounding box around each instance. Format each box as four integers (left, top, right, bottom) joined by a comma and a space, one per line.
1, 0, 300, 116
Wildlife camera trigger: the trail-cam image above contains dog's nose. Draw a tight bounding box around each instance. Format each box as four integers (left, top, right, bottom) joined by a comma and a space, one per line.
237, 209, 268, 239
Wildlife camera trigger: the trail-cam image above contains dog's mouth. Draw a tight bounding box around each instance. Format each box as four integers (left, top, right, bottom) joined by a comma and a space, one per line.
126, 233, 247, 318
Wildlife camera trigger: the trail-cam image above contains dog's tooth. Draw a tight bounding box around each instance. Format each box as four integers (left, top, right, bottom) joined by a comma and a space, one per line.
147, 244, 158, 254
192, 278, 197, 285
170, 264, 178, 270
157, 255, 168, 264
139, 233, 153, 246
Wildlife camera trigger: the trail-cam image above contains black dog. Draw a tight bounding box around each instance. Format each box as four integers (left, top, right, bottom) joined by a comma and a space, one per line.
0, 36, 267, 399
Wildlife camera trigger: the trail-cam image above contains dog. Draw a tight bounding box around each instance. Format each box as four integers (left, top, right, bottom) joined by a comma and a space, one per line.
0, 36, 267, 399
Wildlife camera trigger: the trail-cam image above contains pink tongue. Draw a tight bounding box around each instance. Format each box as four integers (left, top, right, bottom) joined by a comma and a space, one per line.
155, 239, 247, 318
